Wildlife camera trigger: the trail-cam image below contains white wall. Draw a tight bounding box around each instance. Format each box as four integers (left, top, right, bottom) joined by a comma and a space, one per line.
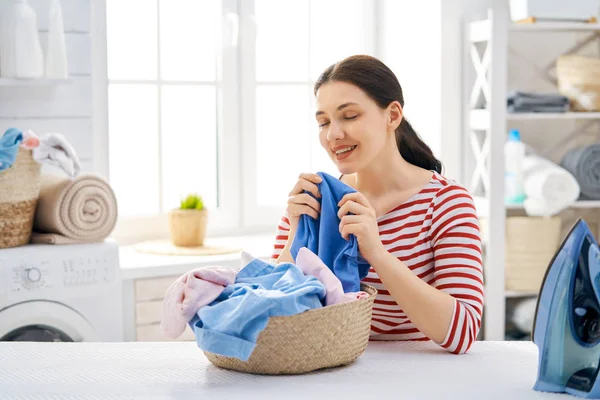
378, 0, 496, 183
379, 0, 443, 173
0, 0, 94, 174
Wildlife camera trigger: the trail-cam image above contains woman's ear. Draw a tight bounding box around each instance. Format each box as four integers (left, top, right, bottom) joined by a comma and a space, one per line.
387, 101, 403, 131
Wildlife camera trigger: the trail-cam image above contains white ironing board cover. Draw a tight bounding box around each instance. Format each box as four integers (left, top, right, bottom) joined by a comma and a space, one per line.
0, 340, 567, 399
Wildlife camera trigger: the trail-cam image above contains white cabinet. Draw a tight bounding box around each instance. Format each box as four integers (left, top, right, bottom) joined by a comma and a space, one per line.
124, 275, 195, 342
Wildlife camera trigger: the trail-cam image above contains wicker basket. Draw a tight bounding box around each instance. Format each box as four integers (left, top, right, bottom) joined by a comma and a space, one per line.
556, 54, 600, 111
480, 216, 562, 292
504, 217, 562, 292
0, 147, 42, 248
203, 283, 377, 375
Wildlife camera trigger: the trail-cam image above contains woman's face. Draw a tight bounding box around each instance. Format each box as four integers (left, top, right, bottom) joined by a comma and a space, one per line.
315, 81, 391, 175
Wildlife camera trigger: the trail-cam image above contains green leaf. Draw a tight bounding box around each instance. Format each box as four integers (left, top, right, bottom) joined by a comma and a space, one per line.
179, 193, 204, 210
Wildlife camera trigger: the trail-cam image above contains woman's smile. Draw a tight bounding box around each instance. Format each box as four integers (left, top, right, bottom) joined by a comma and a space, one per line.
332, 144, 358, 161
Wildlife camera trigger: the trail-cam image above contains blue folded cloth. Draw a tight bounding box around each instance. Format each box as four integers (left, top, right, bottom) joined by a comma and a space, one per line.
290, 171, 371, 293
0, 128, 23, 172
189, 257, 326, 361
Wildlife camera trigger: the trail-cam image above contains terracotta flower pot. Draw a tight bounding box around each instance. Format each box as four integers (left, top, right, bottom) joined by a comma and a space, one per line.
168, 208, 208, 247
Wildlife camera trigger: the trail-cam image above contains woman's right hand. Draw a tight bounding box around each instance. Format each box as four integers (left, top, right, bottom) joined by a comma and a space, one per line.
286, 173, 322, 228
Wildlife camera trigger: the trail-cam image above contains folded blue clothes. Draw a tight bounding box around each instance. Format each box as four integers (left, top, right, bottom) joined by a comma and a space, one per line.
290, 171, 371, 293
189, 257, 326, 361
0, 128, 23, 172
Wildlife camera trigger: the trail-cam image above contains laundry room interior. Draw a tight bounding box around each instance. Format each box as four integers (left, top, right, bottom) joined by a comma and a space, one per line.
1, 0, 600, 384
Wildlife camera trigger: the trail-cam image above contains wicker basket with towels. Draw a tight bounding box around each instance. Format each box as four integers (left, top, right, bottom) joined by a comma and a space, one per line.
556, 54, 600, 111
203, 283, 377, 375
0, 147, 42, 249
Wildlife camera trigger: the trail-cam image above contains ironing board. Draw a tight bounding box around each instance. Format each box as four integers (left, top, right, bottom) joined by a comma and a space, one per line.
0, 340, 566, 399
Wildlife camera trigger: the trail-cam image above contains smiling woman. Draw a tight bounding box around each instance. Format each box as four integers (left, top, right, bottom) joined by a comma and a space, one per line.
272, 55, 484, 355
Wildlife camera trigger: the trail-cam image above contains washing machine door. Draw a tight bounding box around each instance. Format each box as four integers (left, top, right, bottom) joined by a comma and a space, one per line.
0, 301, 98, 342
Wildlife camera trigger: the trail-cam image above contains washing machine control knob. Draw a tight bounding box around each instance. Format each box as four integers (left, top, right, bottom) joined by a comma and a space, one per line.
26, 267, 41, 282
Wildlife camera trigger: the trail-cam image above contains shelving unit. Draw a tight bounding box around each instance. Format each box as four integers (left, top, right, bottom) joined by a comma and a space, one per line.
464, 9, 600, 341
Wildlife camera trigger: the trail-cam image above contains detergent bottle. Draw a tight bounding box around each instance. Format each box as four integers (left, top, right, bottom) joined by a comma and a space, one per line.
504, 129, 526, 205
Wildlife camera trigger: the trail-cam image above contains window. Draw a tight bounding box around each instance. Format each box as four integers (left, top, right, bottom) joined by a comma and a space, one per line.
101, 0, 376, 242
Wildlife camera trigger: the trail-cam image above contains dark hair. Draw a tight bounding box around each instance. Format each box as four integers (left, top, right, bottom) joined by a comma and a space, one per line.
314, 55, 442, 174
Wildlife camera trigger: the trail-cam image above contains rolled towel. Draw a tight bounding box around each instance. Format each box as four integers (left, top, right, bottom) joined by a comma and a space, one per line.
560, 144, 600, 200
30, 173, 118, 244
522, 154, 580, 216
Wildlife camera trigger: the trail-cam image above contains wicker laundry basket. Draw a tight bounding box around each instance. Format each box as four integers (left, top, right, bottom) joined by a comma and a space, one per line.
556, 54, 600, 111
504, 216, 562, 293
203, 283, 377, 375
481, 216, 562, 293
0, 147, 42, 248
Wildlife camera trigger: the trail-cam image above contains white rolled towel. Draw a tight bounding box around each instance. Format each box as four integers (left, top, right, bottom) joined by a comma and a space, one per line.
522, 154, 580, 217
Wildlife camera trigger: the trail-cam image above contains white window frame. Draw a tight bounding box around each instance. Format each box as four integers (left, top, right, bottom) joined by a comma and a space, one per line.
93, 0, 242, 244
239, 0, 377, 228
92, 0, 378, 244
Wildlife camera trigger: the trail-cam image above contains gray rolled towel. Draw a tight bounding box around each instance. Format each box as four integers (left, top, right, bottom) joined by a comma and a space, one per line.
560, 144, 600, 200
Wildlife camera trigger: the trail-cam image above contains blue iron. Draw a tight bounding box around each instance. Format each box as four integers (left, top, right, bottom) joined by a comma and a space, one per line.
533, 217, 600, 398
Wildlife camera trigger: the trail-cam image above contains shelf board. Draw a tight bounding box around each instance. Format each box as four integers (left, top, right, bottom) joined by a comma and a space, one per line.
508, 112, 600, 120
505, 291, 538, 298
510, 22, 600, 32
505, 200, 600, 210
475, 196, 600, 217
0, 78, 72, 87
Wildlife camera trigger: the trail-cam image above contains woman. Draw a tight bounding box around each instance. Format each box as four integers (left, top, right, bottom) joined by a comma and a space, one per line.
271, 55, 484, 355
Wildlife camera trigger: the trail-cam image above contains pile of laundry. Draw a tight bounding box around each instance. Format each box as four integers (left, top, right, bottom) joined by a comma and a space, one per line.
0, 127, 81, 177
161, 172, 372, 362
507, 91, 570, 113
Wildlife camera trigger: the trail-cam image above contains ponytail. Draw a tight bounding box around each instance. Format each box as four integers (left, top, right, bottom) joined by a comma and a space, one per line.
396, 118, 442, 173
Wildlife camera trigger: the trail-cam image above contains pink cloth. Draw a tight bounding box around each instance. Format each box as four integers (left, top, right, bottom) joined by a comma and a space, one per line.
161, 266, 237, 339
295, 247, 368, 306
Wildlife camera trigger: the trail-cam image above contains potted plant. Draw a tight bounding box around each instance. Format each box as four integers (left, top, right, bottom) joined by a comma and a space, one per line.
168, 193, 207, 247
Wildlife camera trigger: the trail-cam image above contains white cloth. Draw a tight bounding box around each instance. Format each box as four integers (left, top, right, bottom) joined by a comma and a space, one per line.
32, 132, 81, 178
522, 154, 580, 216
0, 341, 565, 399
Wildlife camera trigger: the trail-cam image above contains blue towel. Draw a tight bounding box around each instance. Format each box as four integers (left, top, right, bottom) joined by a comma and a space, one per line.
0, 128, 23, 172
290, 171, 371, 293
189, 257, 326, 361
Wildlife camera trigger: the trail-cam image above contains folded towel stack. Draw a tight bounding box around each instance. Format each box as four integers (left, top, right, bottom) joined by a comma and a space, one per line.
561, 144, 600, 200
507, 91, 570, 113
31, 173, 118, 244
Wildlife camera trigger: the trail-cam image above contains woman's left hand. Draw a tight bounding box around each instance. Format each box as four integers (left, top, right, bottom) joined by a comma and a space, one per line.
337, 192, 385, 262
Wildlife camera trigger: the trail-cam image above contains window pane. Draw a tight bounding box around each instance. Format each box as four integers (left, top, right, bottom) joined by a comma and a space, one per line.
108, 84, 159, 216
309, 0, 367, 81
161, 85, 218, 211
255, 0, 309, 82
256, 85, 311, 207
160, 0, 222, 81
106, 0, 158, 80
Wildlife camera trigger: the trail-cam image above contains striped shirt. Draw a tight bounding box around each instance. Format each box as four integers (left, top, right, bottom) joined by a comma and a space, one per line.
270, 171, 484, 354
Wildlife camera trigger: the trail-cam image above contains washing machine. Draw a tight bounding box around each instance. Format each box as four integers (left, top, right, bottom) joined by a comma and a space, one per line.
0, 240, 123, 342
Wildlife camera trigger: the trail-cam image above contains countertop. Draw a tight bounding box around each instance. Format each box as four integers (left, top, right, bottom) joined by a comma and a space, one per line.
118, 234, 275, 280
0, 340, 567, 399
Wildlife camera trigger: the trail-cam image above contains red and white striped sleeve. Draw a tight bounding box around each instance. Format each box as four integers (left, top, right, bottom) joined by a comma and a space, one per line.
270, 214, 291, 262
429, 184, 484, 354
